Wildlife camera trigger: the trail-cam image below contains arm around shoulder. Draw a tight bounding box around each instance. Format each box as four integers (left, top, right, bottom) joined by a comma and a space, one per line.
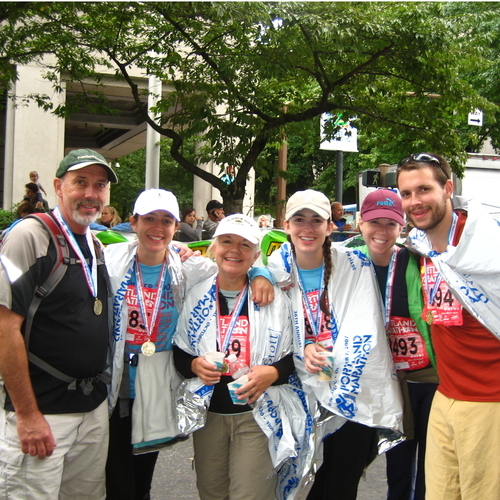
182, 255, 218, 292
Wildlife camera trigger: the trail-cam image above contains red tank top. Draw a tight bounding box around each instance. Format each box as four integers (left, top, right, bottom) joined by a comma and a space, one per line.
424, 212, 500, 401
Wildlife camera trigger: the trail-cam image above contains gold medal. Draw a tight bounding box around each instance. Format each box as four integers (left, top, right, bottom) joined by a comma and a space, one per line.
426, 310, 434, 325
221, 360, 229, 374
141, 341, 156, 357
94, 298, 103, 316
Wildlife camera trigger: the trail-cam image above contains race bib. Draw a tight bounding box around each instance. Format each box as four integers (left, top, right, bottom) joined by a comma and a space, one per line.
125, 283, 161, 344
421, 260, 463, 326
388, 316, 430, 370
124, 283, 174, 353
219, 315, 251, 374
303, 290, 333, 350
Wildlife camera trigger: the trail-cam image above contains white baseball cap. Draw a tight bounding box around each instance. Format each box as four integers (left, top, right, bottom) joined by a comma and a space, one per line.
213, 214, 261, 245
285, 189, 331, 221
133, 189, 180, 221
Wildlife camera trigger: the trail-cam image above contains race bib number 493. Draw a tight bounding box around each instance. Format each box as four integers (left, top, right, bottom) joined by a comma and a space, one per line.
388, 316, 430, 370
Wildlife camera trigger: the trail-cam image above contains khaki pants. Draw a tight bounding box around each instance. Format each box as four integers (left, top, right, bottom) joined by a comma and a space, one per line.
193, 411, 276, 500
425, 391, 500, 500
0, 399, 108, 500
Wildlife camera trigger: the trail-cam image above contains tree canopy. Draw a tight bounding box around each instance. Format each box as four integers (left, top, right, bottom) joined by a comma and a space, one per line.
110, 138, 196, 221
1, 2, 498, 210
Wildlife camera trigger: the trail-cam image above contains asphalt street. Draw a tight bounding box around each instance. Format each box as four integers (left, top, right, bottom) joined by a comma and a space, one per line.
150, 436, 388, 500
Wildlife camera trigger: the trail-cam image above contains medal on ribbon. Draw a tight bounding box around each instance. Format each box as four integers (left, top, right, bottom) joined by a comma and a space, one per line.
135, 255, 169, 357
53, 207, 102, 315
141, 340, 156, 357
426, 310, 434, 325
94, 298, 103, 316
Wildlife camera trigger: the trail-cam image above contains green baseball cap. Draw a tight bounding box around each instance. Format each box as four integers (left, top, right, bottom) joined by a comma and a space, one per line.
56, 149, 118, 183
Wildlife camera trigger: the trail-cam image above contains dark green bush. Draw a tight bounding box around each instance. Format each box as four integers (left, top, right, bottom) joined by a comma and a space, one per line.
0, 208, 17, 230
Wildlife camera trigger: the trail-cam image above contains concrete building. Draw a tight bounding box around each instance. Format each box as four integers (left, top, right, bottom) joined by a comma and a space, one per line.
456, 141, 500, 212
1, 58, 255, 218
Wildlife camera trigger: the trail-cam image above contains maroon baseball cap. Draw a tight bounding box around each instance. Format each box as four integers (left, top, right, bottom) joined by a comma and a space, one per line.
361, 189, 405, 225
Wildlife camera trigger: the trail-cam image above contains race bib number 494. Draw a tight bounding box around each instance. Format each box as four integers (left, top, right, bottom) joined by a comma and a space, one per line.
421, 261, 463, 326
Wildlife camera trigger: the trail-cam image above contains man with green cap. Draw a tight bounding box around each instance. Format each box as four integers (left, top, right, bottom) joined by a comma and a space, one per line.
0, 149, 118, 499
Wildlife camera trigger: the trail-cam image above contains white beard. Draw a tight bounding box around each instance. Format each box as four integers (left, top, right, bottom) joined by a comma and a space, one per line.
72, 208, 101, 227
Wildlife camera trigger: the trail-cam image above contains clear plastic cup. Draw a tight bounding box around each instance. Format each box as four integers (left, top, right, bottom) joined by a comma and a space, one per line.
317, 352, 335, 381
205, 351, 226, 372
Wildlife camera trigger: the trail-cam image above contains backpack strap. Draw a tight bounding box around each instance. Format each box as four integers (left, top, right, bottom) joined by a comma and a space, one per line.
22, 213, 111, 394
23, 213, 70, 349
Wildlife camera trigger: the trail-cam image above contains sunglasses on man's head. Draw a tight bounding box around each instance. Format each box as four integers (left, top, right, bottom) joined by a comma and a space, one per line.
397, 153, 441, 168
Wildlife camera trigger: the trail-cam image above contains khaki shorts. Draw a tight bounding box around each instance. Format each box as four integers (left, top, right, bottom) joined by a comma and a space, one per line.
0, 399, 108, 500
193, 411, 276, 500
426, 391, 500, 500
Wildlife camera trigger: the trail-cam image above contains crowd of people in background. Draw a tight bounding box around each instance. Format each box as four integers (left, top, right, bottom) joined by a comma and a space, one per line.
0, 148, 499, 500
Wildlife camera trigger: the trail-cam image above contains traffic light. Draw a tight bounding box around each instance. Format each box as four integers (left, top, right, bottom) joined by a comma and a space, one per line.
362, 169, 381, 187
384, 170, 397, 188
361, 166, 397, 187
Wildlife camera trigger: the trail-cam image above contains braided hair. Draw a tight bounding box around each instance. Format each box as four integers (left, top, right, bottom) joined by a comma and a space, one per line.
319, 237, 332, 317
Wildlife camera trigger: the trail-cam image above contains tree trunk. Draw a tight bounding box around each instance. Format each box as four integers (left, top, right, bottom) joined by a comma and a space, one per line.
222, 198, 244, 216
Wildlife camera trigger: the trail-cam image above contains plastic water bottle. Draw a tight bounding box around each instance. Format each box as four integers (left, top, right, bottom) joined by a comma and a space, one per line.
226, 354, 250, 380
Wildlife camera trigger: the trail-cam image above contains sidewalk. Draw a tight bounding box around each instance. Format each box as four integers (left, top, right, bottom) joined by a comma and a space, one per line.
151, 437, 388, 499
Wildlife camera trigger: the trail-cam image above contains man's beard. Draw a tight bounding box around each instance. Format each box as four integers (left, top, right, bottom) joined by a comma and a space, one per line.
408, 197, 447, 232
72, 200, 102, 227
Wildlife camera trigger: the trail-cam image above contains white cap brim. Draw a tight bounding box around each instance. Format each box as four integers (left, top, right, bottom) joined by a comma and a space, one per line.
285, 204, 330, 221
